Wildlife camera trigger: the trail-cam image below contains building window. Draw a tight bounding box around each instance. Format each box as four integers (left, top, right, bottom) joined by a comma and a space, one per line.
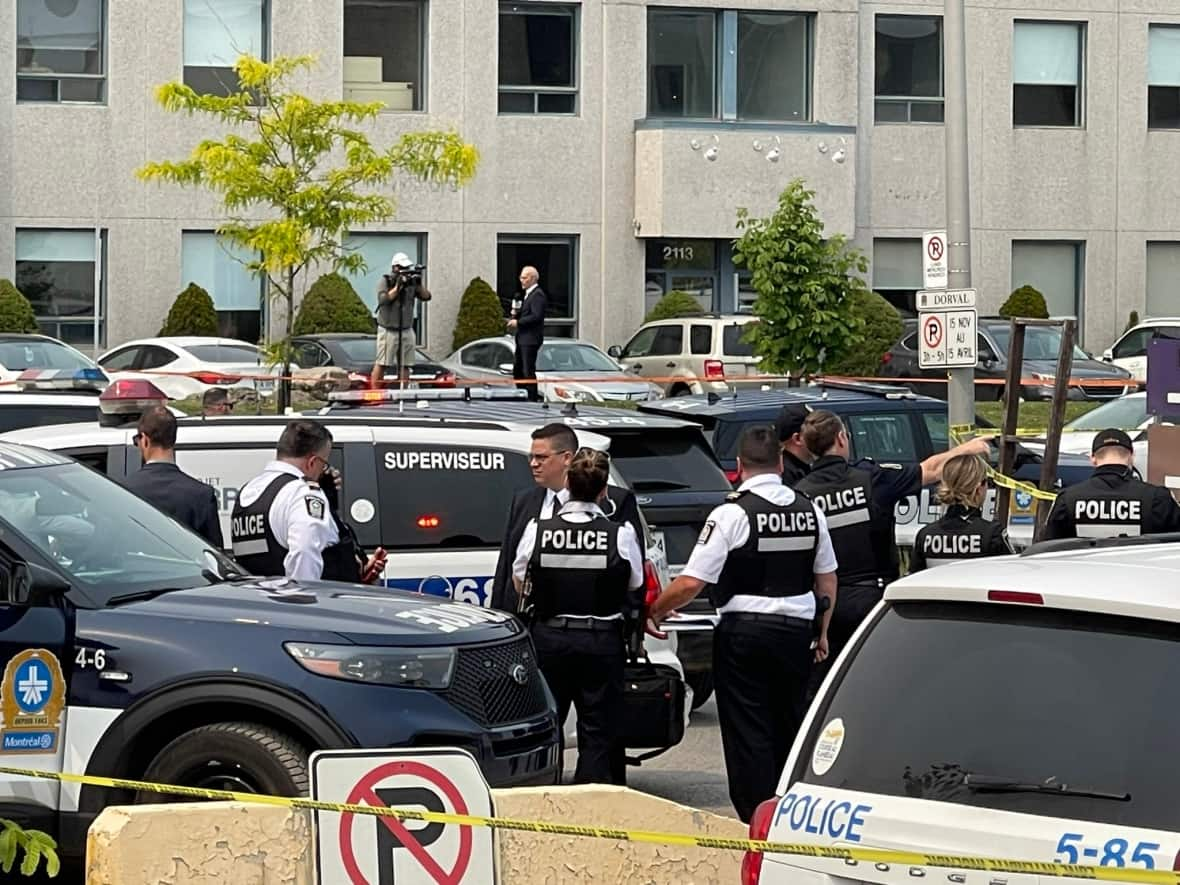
1147, 242, 1180, 315
1011, 240, 1084, 319
498, 3, 578, 114
180, 232, 265, 342
1013, 21, 1084, 127
183, 0, 267, 98
875, 15, 943, 124
872, 238, 923, 315
647, 9, 811, 122
1148, 25, 1180, 130
15, 229, 106, 347
340, 233, 427, 339
497, 237, 578, 338
343, 0, 425, 112
16, 0, 105, 103
645, 239, 718, 316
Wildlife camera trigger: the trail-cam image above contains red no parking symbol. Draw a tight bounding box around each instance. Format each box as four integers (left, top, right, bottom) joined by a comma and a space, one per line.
923, 315, 944, 349
927, 236, 944, 262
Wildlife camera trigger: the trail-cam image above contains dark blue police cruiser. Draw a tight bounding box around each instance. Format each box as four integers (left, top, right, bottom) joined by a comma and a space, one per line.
0, 442, 556, 867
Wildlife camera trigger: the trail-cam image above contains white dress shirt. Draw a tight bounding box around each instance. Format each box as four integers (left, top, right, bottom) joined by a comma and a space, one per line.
682, 473, 837, 619
540, 487, 568, 520
236, 461, 339, 581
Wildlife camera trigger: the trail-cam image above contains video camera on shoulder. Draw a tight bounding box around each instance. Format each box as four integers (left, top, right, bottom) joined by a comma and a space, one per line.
390, 263, 425, 286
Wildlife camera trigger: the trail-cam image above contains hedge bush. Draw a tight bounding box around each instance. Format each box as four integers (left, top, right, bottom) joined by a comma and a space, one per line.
823, 290, 903, 377
452, 277, 506, 351
999, 285, 1049, 320
294, 273, 375, 335
160, 283, 220, 337
645, 290, 705, 323
0, 280, 39, 334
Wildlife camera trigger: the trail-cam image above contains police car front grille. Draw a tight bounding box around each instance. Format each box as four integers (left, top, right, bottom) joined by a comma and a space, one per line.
442, 637, 549, 727
1081, 384, 1124, 398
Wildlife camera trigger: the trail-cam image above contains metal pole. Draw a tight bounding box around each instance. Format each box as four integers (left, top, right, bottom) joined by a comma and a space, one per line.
945, 0, 974, 434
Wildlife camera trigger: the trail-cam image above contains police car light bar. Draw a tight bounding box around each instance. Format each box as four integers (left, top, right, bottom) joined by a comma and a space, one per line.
98, 378, 170, 426
17, 367, 108, 393
327, 386, 528, 406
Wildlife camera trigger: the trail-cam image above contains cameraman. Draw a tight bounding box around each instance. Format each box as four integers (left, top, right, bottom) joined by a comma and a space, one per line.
371, 253, 431, 389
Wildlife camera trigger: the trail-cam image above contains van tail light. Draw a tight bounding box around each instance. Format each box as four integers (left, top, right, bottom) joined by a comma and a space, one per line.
987, 590, 1044, 605
880, 352, 892, 364
704, 360, 725, 380
741, 797, 780, 885
725, 468, 740, 485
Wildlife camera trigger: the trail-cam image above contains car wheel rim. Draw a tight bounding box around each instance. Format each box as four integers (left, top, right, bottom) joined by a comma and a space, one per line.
181, 762, 266, 794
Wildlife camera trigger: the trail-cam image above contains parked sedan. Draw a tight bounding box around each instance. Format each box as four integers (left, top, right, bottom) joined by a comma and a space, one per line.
881, 317, 1135, 401
97, 337, 284, 400
290, 333, 455, 388
443, 336, 663, 402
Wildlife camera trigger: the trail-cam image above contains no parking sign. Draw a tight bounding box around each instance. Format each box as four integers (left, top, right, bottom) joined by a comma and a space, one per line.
312, 748, 496, 885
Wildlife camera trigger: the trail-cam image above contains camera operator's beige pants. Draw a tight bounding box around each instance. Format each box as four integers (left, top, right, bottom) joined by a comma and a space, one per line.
376, 326, 416, 370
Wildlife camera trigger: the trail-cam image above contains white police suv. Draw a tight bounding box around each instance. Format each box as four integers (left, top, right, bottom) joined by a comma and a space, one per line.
746, 536, 1180, 884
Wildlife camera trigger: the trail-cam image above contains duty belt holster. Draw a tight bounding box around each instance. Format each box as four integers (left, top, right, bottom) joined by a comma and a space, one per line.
811, 593, 831, 642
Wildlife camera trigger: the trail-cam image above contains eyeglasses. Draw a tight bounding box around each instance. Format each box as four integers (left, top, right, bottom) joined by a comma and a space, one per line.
528, 449, 569, 465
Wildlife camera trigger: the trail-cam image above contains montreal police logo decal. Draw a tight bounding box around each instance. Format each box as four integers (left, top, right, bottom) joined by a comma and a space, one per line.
1, 649, 65, 754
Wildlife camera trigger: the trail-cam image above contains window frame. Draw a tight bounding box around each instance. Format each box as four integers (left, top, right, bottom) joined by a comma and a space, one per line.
181, 0, 270, 98
496, 234, 579, 337
872, 237, 924, 316
14, 227, 107, 348
339, 231, 428, 340
16, 0, 108, 104
1148, 23, 1180, 130
874, 13, 945, 125
497, 1, 580, 116
180, 230, 267, 343
342, 0, 428, 113
846, 411, 920, 464
1010, 239, 1086, 331
1011, 19, 1086, 129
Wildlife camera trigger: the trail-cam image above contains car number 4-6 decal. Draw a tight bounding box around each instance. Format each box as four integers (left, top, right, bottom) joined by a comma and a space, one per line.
74, 647, 107, 671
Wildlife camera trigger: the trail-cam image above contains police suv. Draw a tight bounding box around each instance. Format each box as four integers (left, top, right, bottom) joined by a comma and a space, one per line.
747, 536, 1180, 883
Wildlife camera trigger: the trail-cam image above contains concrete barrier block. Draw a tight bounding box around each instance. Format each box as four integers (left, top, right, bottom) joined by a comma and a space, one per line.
86, 801, 313, 885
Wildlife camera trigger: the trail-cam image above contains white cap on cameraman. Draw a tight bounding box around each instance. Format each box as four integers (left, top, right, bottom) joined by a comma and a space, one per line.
390, 252, 412, 269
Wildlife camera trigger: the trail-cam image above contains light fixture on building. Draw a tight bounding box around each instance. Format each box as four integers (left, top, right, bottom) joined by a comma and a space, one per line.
817, 142, 829, 155
766, 136, 782, 164
701, 134, 720, 162
752, 138, 764, 152
690, 138, 702, 151
831, 136, 848, 165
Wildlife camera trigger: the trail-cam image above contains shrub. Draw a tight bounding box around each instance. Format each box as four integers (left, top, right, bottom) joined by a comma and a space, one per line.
294, 273, 375, 335
999, 285, 1049, 320
0, 280, 39, 334
824, 290, 904, 377
1126, 309, 1140, 332
644, 290, 705, 323
452, 277, 506, 351
160, 283, 220, 336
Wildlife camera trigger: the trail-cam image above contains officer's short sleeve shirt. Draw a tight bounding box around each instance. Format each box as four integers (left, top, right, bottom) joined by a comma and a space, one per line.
238, 461, 339, 581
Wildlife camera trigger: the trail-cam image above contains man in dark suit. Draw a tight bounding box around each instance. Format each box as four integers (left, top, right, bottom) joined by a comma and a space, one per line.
491, 423, 645, 614
508, 265, 546, 401
122, 405, 224, 548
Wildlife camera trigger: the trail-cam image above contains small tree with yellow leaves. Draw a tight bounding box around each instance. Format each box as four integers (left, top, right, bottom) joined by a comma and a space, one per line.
137, 54, 479, 408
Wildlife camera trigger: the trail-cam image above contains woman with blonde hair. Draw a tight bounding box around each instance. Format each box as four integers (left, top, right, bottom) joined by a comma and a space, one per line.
911, 453, 1012, 571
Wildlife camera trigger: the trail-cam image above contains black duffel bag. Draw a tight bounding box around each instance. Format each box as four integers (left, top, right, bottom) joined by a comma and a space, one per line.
621, 655, 686, 763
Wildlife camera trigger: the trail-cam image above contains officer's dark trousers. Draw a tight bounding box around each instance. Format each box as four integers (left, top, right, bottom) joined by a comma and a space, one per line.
531, 621, 625, 785
714, 614, 812, 823
807, 579, 882, 702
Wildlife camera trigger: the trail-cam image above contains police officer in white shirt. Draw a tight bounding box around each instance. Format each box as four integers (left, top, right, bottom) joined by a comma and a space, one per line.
513, 448, 645, 785
650, 425, 837, 822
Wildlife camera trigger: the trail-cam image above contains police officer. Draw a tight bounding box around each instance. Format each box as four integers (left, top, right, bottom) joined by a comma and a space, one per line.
775, 403, 812, 486
649, 425, 837, 823
231, 420, 385, 582
911, 454, 1012, 570
1043, 428, 1180, 540
512, 448, 645, 785
794, 410, 991, 690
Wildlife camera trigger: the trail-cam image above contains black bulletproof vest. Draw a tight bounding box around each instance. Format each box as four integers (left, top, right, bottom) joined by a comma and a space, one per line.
796, 457, 894, 583
528, 514, 630, 619
1062, 467, 1155, 538
916, 505, 997, 566
231, 473, 297, 576
713, 491, 819, 608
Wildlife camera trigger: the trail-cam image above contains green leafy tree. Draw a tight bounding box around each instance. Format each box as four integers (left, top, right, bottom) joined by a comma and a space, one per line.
733, 179, 868, 380
137, 53, 479, 408
645, 290, 705, 323
294, 273, 375, 335
824, 291, 904, 377
0, 818, 59, 877
0, 280, 39, 334
160, 282, 220, 337
999, 285, 1049, 319
452, 277, 506, 351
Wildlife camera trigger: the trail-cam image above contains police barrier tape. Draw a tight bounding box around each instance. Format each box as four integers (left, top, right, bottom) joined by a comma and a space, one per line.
0, 764, 1174, 883
951, 424, 1060, 503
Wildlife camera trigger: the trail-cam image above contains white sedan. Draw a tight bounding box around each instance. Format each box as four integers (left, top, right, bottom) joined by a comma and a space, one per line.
1022, 392, 1155, 475
97, 337, 286, 400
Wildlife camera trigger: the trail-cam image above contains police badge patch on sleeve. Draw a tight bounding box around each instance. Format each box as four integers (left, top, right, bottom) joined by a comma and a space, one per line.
305, 496, 325, 520
697, 520, 716, 545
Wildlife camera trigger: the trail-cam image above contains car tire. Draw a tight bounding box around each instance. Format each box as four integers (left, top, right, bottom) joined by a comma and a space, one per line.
136, 722, 309, 803
686, 671, 714, 710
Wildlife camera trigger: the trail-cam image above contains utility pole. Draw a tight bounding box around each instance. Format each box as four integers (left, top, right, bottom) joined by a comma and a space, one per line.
944, 0, 974, 431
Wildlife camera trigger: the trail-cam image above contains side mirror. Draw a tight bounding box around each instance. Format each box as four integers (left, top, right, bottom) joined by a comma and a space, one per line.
1101, 348, 1113, 362
607, 345, 623, 358
11, 562, 69, 605
497, 363, 514, 375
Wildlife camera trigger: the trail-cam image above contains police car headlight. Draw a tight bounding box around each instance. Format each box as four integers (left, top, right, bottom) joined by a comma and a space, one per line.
283, 642, 456, 689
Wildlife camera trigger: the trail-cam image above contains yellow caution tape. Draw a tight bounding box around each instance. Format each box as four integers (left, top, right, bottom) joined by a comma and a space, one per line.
950, 425, 1059, 503
1, 764, 1176, 882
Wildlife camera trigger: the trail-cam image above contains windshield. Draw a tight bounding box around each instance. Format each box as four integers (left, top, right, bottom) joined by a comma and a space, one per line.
606, 431, 731, 491
1065, 396, 1148, 431
185, 344, 262, 363
0, 340, 94, 372
537, 343, 619, 373
796, 601, 1180, 830
0, 463, 236, 605
987, 325, 1089, 361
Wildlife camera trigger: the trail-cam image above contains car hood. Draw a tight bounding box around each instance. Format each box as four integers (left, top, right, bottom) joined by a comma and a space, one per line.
540, 374, 654, 399
103, 579, 523, 647
1024, 358, 1131, 379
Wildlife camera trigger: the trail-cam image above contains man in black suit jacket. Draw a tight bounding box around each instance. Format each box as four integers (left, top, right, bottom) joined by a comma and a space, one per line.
508, 265, 546, 401
122, 406, 224, 549
490, 424, 645, 613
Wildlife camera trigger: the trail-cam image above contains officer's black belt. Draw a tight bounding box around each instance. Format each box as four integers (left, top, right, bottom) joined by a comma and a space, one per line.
538, 616, 623, 631
840, 577, 886, 590
721, 612, 812, 629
